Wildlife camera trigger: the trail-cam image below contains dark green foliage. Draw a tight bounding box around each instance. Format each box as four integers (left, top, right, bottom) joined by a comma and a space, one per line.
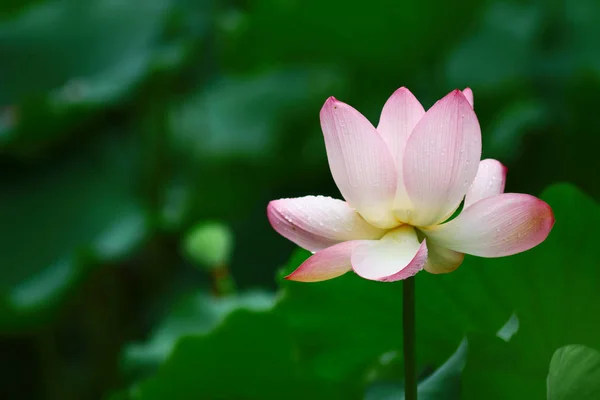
1, 0, 599, 399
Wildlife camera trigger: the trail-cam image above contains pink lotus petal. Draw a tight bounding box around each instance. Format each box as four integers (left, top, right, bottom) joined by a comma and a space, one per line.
424, 242, 464, 274
464, 159, 507, 209
285, 240, 368, 282
377, 87, 426, 215
421, 193, 555, 257
320, 97, 398, 228
402, 90, 482, 227
351, 225, 427, 282
267, 196, 385, 252
462, 87, 474, 108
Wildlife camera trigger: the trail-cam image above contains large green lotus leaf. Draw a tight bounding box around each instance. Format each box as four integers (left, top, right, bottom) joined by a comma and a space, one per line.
0, 134, 148, 329
121, 290, 274, 376
461, 183, 600, 399
548, 345, 600, 400
365, 339, 467, 400
275, 249, 512, 384
121, 184, 587, 399
463, 333, 600, 400
460, 332, 536, 399
129, 309, 343, 400
0, 0, 181, 155
272, 184, 589, 390
275, 253, 405, 383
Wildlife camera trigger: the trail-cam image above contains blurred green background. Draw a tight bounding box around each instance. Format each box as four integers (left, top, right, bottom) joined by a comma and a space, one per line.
1, 0, 600, 399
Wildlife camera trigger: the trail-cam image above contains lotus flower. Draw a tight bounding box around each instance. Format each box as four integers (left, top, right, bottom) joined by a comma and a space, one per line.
267, 88, 554, 282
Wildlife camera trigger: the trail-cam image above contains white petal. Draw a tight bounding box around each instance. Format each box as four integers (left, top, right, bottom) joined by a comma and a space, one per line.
320, 97, 398, 228
377, 87, 426, 215
351, 225, 427, 282
421, 193, 555, 257
402, 90, 482, 226
267, 196, 385, 252
424, 242, 464, 274
462, 87, 474, 107
285, 241, 367, 282
464, 159, 507, 209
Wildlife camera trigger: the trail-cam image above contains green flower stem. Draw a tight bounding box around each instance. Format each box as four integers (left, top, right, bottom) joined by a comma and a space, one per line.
403, 276, 417, 399
211, 263, 237, 297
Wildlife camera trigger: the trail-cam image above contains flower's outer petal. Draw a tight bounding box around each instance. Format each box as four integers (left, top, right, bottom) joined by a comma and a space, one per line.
285, 240, 369, 282
402, 90, 482, 226
377, 87, 426, 214
464, 159, 507, 209
267, 196, 386, 252
351, 225, 427, 282
320, 97, 398, 228
424, 242, 464, 274
421, 193, 555, 257
462, 87, 474, 108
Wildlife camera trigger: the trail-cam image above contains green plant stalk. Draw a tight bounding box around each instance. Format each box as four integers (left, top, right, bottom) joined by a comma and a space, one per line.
211, 263, 237, 297
403, 276, 417, 399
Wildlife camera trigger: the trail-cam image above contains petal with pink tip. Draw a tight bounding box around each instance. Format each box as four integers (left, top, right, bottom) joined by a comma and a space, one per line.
462, 88, 474, 108
377, 87, 426, 215
285, 240, 368, 282
424, 242, 464, 274
402, 90, 482, 226
421, 193, 555, 257
351, 225, 427, 282
320, 97, 398, 228
464, 159, 507, 209
267, 196, 386, 252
